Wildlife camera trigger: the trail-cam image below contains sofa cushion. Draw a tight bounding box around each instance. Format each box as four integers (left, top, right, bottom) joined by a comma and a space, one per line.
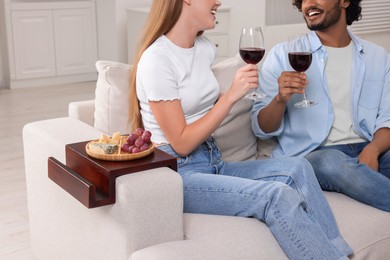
132, 213, 286, 260
94, 60, 133, 135
325, 192, 390, 259
212, 56, 258, 161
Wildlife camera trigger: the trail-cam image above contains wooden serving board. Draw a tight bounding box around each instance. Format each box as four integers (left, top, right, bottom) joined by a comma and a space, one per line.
85, 140, 155, 161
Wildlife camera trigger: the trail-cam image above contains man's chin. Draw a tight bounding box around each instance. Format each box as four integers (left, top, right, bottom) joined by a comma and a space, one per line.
305, 21, 322, 31
303, 17, 321, 31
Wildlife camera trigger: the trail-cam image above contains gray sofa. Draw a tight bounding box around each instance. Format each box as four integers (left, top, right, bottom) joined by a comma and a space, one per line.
23, 57, 390, 259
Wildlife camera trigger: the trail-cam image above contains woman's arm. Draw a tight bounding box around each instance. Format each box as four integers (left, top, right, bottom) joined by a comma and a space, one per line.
151, 64, 258, 156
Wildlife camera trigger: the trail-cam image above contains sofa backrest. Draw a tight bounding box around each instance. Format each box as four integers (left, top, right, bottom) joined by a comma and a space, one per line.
93, 58, 274, 162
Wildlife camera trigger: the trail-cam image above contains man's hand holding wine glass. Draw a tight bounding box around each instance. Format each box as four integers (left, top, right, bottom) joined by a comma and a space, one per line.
276, 71, 308, 104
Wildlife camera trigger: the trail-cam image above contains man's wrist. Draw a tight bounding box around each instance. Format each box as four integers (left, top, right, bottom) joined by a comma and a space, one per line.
275, 94, 287, 104
363, 143, 381, 157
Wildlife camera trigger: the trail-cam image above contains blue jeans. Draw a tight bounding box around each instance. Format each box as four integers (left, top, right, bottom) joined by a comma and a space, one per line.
305, 142, 390, 212
158, 138, 352, 260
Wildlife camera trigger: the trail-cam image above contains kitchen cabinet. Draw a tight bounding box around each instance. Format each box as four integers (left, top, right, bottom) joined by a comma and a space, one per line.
4, 0, 98, 88
11, 10, 56, 79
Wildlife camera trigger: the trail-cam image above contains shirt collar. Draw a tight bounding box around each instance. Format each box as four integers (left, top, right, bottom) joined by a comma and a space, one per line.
308, 30, 364, 54
348, 30, 364, 54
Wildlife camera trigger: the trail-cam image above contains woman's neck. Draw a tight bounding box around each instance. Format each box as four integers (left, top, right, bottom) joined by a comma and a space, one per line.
165, 12, 198, 48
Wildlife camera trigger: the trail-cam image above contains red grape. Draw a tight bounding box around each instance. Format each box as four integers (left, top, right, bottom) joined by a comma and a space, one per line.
134, 136, 144, 148
142, 135, 150, 143
140, 143, 149, 151
121, 143, 130, 153
127, 145, 135, 153
127, 134, 138, 145
132, 147, 141, 153
134, 128, 144, 137
142, 130, 152, 143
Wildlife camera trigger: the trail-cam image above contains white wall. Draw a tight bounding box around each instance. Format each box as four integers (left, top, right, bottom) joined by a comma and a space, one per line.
96, 0, 152, 63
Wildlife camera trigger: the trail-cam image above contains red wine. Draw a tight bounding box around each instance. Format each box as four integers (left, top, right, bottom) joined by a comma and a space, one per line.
239, 48, 265, 64
288, 52, 312, 72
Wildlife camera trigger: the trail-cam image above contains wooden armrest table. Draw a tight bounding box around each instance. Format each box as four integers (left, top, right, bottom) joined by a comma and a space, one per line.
48, 140, 177, 208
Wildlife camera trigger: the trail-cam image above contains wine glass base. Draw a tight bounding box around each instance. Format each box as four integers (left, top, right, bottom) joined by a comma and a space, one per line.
294, 99, 317, 108
244, 92, 265, 101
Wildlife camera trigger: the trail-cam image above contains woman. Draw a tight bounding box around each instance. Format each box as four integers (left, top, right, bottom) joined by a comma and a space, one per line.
129, 0, 353, 259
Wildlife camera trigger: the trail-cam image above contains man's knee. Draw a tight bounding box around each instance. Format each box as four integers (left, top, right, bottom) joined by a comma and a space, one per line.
306, 149, 348, 168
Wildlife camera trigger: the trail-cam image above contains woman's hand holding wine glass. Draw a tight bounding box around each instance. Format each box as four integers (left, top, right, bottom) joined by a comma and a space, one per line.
287, 34, 317, 108
227, 64, 259, 103
239, 26, 265, 101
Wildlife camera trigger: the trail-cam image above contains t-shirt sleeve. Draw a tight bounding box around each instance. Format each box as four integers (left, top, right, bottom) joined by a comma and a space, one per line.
137, 48, 181, 102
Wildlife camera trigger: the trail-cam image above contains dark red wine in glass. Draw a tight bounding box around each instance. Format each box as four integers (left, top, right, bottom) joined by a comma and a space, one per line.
288, 52, 312, 72
239, 26, 265, 101
288, 34, 317, 108
239, 47, 265, 64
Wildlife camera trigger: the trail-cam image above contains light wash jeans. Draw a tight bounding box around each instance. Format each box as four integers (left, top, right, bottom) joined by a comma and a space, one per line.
158, 138, 352, 260
305, 141, 390, 212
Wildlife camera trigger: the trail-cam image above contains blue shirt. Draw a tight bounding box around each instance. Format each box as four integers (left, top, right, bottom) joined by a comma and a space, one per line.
251, 30, 390, 158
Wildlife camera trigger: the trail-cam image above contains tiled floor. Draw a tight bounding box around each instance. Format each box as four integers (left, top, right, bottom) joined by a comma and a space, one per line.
0, 82, 95, 259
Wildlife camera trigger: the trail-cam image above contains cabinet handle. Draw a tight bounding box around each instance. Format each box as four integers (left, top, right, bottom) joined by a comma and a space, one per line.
216, 21, 219, 25
215, 44, 219, 48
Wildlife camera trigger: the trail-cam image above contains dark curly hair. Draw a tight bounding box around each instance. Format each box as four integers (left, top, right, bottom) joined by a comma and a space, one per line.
292, 0, 362, 25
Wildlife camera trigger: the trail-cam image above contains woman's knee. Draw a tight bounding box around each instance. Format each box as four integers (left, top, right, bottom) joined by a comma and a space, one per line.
265, 184, 307, 218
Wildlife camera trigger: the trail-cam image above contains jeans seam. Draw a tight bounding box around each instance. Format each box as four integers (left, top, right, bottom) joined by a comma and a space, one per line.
272, 203, 309, 259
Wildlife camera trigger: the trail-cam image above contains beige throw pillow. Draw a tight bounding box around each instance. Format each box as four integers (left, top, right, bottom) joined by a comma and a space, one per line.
212, 56, 258, 162
94, 60, 133, 135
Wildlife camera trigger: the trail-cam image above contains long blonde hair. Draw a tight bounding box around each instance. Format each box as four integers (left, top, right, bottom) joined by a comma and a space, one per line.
129, 0, 183, 131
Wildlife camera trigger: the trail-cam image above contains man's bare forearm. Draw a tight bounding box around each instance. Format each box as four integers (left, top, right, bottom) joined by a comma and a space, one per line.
257, 95, 287, 133
370, 127, 390, 156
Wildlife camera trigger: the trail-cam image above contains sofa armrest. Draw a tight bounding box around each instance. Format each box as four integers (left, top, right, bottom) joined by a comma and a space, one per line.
23, 117, 184, 260
68, 99, 95, 126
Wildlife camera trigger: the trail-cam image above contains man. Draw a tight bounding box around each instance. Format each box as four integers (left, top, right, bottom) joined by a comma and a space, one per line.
251, 0, 390, 211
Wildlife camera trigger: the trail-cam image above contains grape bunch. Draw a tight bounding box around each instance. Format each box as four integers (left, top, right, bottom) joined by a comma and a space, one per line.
121, 128, 152, 154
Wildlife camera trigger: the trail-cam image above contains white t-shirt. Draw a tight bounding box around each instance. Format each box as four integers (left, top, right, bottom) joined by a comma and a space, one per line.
324, 42, 365, 145
136, 35, 220, 144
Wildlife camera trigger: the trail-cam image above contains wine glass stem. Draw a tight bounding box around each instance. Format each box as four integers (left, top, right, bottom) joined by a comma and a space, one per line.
300, 72, 308, 101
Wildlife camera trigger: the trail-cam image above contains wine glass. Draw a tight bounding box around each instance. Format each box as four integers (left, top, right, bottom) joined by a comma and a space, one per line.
288, 34, 317, 108
239, 26, 265, 101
